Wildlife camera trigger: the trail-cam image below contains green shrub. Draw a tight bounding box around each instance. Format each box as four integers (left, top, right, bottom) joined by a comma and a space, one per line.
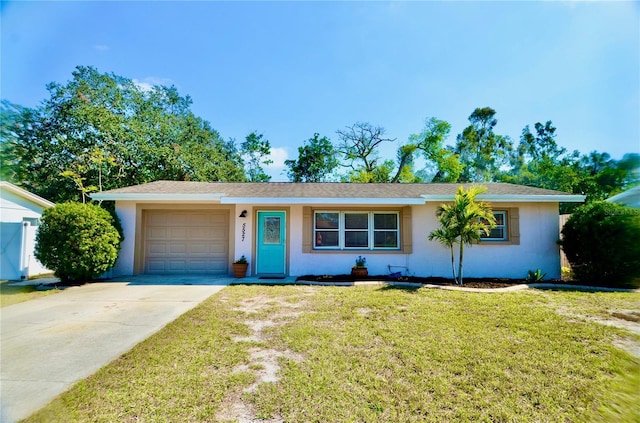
35, 202, 122, 283
560, 201, 640, 288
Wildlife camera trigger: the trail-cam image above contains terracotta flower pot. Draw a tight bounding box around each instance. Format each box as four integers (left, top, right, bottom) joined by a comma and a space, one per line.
351, 267, 368, 278
233, 263, 248, 278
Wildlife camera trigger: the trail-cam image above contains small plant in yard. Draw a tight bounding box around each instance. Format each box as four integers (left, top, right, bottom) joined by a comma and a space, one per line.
234, 255, 248, 264
525, 269, 547, 283
353, 256, 367, 269
35, 202, 122, 283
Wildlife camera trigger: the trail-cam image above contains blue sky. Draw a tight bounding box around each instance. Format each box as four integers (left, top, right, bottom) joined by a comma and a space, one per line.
2, 1, 638, 181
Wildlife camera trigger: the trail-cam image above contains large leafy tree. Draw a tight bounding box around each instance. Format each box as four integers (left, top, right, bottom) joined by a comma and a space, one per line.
454, 107, 513, 182
500, 121, 579, 192
241, 131, 272, 182
0, 100, 39, 183
408, 117, 462, 182
516, 121, 566, 164
285, 133, 339, 182
1, 66, 245, 203
574, 151, 639, 202
428, 185, 496, 285
500, 119, 639, 212
336, 120, 460, 183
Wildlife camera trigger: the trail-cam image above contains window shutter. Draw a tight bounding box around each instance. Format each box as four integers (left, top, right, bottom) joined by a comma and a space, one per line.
402, 206, 412, 254
509, 208, 520, 245
303, 206, 312, 253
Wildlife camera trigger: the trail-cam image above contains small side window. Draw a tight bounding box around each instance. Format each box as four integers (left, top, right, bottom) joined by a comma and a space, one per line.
481, 211, 507, 241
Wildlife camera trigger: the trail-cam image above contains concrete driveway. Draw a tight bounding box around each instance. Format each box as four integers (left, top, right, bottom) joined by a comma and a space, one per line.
0, 276, 229, 423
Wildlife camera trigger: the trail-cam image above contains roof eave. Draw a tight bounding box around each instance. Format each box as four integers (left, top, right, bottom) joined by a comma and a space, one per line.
606, 188, 640, 204
221, 197, 426, 205
90, 193, 225, 202
421, 194, 586, 203
0, 181, 55, 208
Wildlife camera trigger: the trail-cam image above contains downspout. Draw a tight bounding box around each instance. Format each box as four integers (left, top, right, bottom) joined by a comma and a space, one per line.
20, 220, 29, 280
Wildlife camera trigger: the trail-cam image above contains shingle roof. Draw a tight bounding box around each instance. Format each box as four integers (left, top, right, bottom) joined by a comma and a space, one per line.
92, 181, 584, 203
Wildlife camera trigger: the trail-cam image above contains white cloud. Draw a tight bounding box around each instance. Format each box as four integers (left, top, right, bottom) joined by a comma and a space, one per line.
93, 44, 110, 51
266, 147, 289, 181
132, 77, 175, 92
132, 79, 154, 92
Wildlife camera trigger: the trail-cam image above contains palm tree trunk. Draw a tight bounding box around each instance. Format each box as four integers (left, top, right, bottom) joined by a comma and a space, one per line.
450, 245, 456, 282
458, 242, 464, 285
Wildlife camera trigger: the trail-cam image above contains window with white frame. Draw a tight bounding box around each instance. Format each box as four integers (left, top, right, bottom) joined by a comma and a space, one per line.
314, 211, 400, 250
481, 211, 507, 241
314, 212, 340, 248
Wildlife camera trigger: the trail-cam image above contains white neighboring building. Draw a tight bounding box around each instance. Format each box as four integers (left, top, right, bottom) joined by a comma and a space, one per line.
606, 186, 640, 208
0, 182, 54, 280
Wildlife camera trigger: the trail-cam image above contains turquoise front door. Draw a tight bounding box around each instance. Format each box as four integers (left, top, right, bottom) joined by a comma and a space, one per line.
256, 211, 286, 275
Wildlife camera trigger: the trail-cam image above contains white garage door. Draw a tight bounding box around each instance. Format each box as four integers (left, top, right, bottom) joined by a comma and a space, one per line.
144, 210, 229, 274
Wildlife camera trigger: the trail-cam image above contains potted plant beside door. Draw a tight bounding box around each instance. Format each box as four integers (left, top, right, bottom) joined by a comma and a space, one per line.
351, 256, 368, 278
233, 256, 249, 278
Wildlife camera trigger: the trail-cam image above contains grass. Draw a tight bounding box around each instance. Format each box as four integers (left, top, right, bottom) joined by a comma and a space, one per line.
0, 280, 60, 307
24, 285, 639, 423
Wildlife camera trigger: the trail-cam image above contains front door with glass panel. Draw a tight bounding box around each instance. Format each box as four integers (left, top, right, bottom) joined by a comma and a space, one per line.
256, 211, 286, 275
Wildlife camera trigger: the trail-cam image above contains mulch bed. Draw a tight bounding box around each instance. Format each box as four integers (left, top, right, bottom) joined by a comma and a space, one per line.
295, 274, 535, 289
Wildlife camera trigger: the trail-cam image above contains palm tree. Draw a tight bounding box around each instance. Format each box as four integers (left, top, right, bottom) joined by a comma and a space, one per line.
428, 185, 496, 284
428, 210, 458, 282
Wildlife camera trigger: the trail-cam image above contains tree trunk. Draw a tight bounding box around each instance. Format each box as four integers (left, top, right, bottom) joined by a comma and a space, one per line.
390, 149, 414, 183
450, 245, 457, 282
458, 242, 464, 285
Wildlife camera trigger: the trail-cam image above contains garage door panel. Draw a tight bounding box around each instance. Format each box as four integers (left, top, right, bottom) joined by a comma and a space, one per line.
148, 214, 168, 225
167, 214, 190, 225
169, 243, 188, 254
210, 243, 226, 254
169, 227, 188, 238
190, 243, 211, 254
147, 227, 168, 239
148, 243, 167, 255
188, 228, 215, 239
190, 214, 213, 226
146, 260, 167, 272
189, 260, 209, 271
144, 210, 229, 274
204, 259, 227, 274
167, 260, 187, 272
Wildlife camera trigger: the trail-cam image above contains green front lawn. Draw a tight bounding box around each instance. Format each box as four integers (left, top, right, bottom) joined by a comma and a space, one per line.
25, 286, 639, 422
0, 280, 60, 308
